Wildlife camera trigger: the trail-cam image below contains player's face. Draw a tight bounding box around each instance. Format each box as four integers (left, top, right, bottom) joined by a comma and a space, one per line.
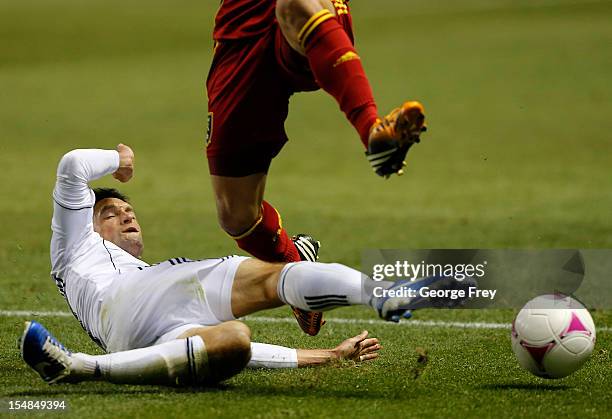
93, 198, 144, 258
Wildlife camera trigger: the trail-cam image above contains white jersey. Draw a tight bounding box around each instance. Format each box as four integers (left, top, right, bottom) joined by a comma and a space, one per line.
49, 149, 300, 366
51, 149, 149, 348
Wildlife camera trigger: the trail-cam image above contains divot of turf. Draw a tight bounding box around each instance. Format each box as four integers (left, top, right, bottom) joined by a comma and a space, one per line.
411, 347, 429, 379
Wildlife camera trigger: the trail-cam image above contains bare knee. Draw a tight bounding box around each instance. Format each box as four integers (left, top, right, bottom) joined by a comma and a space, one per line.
276, 0, 304, 27
222, 321, 252, 347
176, 323, 251, 385
276, 0, 335, 51
276, 0, 334, 25
206, 321, 252, 382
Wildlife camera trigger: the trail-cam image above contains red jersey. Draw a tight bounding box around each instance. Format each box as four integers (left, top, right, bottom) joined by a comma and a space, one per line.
213, 0, 276, 40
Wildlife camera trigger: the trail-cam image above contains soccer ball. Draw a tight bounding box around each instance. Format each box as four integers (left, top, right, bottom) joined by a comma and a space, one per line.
511, 294, 596, 379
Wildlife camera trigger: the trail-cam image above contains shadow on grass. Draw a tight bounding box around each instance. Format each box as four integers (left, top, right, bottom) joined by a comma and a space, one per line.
228, 384, 392, 401
4, 383, 233, 397
479, 383, 570, 391
5, 382, 394, 400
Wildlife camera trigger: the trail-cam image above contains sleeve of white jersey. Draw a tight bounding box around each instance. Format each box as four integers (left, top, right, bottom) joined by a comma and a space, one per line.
51, 149, 120, 275
247, 342, 298, 369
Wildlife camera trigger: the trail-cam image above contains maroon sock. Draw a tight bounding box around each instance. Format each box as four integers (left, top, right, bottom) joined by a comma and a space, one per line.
235, 201, 301, 263
302, 14, 379, 147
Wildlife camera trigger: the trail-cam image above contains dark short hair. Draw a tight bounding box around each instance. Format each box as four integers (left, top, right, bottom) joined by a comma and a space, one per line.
93, 188, 130, 206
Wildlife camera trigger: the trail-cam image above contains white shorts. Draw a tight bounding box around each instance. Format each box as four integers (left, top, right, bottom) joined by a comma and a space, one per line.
100, 256, 249, 352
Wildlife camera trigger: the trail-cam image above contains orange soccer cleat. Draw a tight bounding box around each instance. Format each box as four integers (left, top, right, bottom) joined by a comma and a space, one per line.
291, 235, 326, 336
366, 101, 427, 178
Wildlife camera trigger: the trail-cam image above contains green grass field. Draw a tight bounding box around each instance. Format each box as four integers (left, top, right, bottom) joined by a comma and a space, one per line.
1, 0, 611, 417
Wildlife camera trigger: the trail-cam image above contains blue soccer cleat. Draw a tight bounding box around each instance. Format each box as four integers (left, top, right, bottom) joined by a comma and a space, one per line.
20, 321, 73, 384
372, 275, 477, 322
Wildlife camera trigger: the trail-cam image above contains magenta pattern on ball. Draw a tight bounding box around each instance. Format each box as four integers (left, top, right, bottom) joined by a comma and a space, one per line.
563, 312, 592, 337
521, 341, 555, 367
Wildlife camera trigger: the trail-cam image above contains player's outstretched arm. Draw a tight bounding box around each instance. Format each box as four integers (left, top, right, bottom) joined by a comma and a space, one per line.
297, 330, 380, 367
248, 331, 381, 369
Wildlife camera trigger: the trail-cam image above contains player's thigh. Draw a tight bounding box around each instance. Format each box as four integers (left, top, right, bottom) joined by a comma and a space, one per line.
206, 37, 291, 206
210, 173, 267, 235
231, 258, 285, 318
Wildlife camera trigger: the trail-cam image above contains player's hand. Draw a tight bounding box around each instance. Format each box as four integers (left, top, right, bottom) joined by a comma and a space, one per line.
113, 143, 134, 183
333, 330, 381, 362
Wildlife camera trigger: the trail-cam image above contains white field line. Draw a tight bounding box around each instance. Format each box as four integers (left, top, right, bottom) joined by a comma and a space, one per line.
245, 316, 513, 330
1, 310, 73, 318
1, 310, 610, 332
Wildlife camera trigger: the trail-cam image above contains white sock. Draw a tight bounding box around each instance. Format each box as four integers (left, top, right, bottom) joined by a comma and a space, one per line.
277, 262, 370, 311
247, 343, 298, 369
70, 336, 208, 386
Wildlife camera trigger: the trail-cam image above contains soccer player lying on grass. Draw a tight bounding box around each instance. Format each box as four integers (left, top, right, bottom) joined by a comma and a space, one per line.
207, 0, 428, 337
21, 145, 469, 387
